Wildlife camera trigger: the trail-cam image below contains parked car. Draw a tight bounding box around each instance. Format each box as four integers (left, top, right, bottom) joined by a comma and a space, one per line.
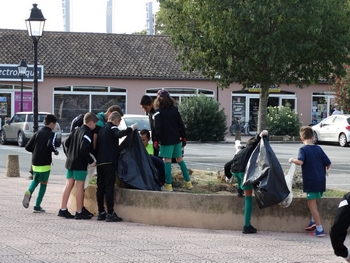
312, 114, 350, 147
118, 114, 151, 132
0, 112, 62, 147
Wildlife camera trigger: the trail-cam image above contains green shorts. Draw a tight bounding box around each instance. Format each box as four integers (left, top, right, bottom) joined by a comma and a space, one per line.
159, 142, 182, 159
232, 172, 253, 191
306, 192, 323, 200
66, 169, 87, 181
33, 171, 50, 183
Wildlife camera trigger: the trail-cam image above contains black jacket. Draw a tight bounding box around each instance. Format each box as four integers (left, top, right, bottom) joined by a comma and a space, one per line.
25, 126, 59, 166
148, 107, 156, 141
224, 134, 261, 177
96, 122, 132, 167
154, 105, 186, 145
64, 125, 95, 170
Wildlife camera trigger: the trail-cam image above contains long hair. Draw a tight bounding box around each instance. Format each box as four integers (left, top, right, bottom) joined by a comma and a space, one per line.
154, 95, 175, 109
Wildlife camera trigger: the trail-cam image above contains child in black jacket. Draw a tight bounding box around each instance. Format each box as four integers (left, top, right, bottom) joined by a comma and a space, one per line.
22, 114, 59, 213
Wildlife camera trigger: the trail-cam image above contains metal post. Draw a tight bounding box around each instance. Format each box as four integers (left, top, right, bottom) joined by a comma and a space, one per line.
33, 38, 38, 132
20, 74, 24, 112
216, 84, 219, 102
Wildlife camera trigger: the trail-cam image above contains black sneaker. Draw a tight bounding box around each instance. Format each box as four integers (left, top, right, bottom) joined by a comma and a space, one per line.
237, 188, 244, 197
33, 206, 45, 213
58, 209, 74, 219
75, 210, 92, 220
97, 212, 106, 221
22, 190, 32, 208
82, 207, 93, 218
106, 212, 123, 222
243, 224, 257, 234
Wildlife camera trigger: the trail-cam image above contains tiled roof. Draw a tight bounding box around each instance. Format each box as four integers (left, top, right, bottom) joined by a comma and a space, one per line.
0, 29, 207, 80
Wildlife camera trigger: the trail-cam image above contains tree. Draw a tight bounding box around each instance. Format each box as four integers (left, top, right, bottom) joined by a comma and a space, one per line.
331, 65, 350, 113
154, 7, 171, 35
132, 29, 147, 35
158, 0, 350, 131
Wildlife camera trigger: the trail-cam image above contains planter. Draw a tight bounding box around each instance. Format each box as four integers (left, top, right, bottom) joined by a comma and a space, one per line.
269, 135, 301, 142
69, 185, 339, 233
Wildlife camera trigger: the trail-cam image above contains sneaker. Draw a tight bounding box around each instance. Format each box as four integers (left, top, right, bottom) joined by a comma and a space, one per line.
309, 229, 325, 237
237, 188, 244, 197
184, 181, 193, 190
106, 212, 123, 222
97, 212, 106, 221
75, 210, 92, 220
243, 224, 257, 234
161, 183, 173, 192
22, 190, 32, 208
82, 207, 93, 218
57, 209, 74, 219
33, 206, 45, 213
305, 221, 316, 231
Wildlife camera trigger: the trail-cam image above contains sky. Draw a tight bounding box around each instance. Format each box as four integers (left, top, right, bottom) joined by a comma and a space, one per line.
0, 0, 159, 34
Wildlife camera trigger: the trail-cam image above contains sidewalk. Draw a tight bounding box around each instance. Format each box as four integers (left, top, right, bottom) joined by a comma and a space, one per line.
0, 169, 344, 263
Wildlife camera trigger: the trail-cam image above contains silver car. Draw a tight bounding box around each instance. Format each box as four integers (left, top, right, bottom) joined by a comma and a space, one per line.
312, 114, 350, 147
0, 112, 62, 147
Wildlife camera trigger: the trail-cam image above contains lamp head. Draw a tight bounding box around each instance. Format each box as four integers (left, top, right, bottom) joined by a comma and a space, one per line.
18, 59, 28, 75
25, 4, 46, 38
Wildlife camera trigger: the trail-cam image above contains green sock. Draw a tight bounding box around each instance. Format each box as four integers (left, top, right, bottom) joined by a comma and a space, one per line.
178, 160, 190, 182
244, 196, 253, 227
28, 179, 39, 193
35, 184, 47, 207
164, 162, 172, 184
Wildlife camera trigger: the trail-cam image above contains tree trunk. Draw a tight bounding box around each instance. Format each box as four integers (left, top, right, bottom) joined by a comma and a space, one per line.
258, 83, 270, 132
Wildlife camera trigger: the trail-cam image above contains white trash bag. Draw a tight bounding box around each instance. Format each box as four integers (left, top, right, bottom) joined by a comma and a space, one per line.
85, 153, 96, 189
279, 163, 295, 208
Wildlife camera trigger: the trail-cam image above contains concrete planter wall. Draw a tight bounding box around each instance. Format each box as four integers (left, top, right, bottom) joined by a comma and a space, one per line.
69, 185, 340, 233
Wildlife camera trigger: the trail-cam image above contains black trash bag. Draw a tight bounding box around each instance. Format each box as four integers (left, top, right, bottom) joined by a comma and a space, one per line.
243, 137, 290, 209
118, 130, 159, 191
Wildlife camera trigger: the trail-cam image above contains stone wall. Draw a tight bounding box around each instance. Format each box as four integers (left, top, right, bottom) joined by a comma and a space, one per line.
70, 185, 341, 233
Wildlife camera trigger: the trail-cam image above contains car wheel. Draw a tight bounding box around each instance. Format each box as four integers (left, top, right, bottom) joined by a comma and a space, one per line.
339, 133, 348, 147
18, 131, 27, 147
0, 130, 7, 145
313, 131, 319, 144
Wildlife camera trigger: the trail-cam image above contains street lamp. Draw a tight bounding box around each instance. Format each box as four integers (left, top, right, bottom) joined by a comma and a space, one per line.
214, 75, 221, 102
17, 59, 28, 112
25, 3, 45, 132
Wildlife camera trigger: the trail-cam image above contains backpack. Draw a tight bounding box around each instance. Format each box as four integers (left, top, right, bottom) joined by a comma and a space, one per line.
69, 114, 84, 132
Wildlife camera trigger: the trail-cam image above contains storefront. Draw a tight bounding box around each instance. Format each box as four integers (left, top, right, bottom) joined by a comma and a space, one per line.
311, 92, 336, 125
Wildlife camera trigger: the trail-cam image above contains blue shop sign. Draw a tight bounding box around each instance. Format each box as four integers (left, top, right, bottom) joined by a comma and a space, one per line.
0, 64, 44, 82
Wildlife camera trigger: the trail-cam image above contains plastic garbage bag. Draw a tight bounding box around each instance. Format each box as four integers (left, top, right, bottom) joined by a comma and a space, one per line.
243, 137, 290, 209
85, 153, 96, 189
118, 130, 159, 190
279, 163, 295, 208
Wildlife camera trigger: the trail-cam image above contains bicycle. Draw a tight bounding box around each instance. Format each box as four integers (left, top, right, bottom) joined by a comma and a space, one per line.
229, 120, 257, 136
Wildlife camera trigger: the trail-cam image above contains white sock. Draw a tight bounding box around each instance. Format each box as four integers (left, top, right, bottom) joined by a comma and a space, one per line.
316, 225, 323, 232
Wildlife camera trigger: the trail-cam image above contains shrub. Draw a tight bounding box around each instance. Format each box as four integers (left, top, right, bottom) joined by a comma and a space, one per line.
179, 94, 227, 141
266, 103, 301, 136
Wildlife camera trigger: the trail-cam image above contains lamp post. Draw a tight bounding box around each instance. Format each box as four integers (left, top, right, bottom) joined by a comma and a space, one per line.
17, 59, 28, 112
214, 75, 221, 102
25, 3, 45, 132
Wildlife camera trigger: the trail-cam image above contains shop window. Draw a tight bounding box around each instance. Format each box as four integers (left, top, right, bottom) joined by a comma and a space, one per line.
311, 96, 328, 125
91, 95, 126, 115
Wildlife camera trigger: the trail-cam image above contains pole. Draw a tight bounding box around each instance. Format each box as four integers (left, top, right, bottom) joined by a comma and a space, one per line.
216, 84, 219, 102
20, 74, 24, 112
33, 38, 39, 132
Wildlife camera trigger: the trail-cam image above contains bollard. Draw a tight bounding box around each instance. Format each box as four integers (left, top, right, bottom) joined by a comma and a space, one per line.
235, 130, 241, 141
6, 155, 20, 177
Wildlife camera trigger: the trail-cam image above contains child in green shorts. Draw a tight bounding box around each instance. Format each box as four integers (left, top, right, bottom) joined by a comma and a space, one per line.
289, 126, 331, 237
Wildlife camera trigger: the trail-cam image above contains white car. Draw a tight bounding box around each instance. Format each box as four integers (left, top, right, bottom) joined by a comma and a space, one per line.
312, 114, 350, 147
118, 114, 151, 132
0, 112, 62, 147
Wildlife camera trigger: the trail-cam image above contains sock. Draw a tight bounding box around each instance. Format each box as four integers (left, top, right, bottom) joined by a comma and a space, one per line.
28, 179, 39, 193
178, 160, 190, 182
311, 216, 314, 223
35, 184, 47, 207
164, 162, 172, 184
244, 196, 253, 227
316, 225, 323, 232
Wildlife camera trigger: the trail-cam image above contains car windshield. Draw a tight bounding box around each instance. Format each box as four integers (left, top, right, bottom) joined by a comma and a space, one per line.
123, 116, 150, 130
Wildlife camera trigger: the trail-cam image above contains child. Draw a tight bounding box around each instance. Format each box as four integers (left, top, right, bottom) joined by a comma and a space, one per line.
140, 95, 159, 156
229, 131, 268, 234
153, 88, 192, 191
289, 126, 331, 237
96, 111, 136, 222
330, 192, 350, 262
140, 129, 165, 186
22, 114, 60, 212
58, 112, 97, 220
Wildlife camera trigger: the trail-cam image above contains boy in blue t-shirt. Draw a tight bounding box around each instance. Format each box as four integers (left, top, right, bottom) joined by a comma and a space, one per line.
289, 126, 331, 237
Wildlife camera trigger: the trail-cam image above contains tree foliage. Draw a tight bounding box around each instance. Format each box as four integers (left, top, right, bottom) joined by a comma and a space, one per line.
331, 65, 350, 113
179, 94, 227, 142
158, 0, 350, 130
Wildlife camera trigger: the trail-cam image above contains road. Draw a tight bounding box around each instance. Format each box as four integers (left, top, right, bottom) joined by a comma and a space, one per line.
1, 141, 349, 191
